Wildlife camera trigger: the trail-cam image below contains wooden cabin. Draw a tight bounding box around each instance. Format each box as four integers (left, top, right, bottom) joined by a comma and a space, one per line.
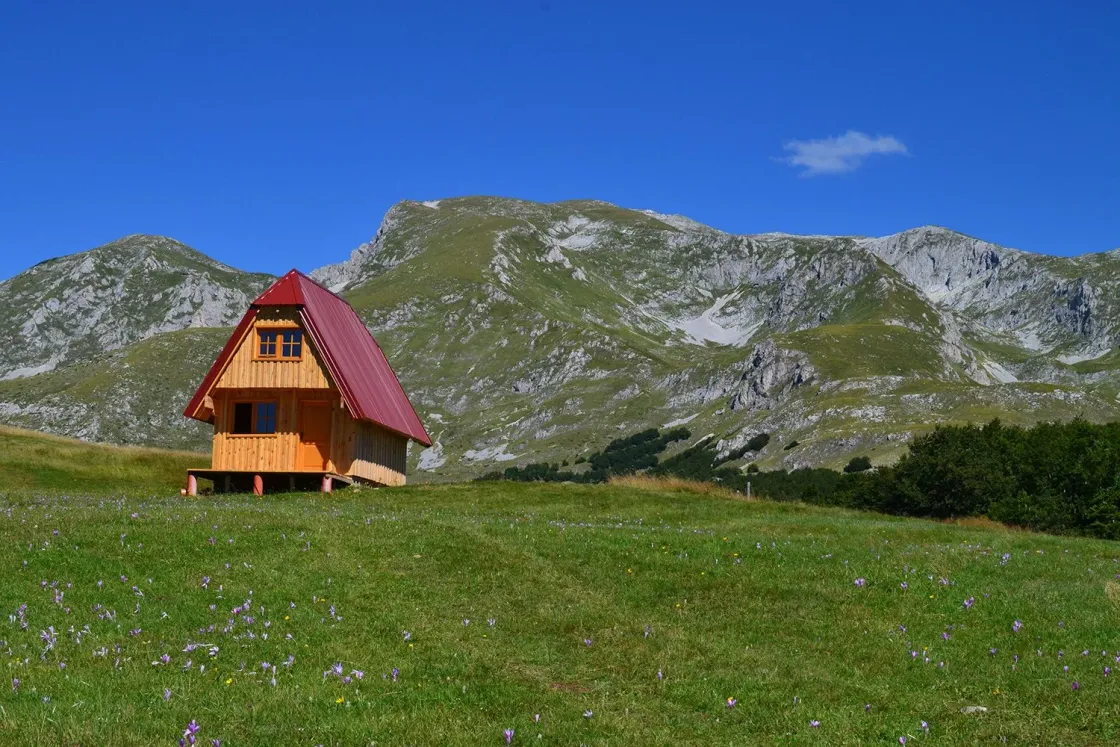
182, 270, 431, 494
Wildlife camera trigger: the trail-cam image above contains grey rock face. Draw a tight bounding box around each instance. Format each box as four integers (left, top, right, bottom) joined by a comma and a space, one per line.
729, 341, 816, 412
0, 235, 273, 380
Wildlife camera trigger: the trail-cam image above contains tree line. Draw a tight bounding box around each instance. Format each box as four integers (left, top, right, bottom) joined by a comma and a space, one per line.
477, 418, 1120, 540
654, 419, 1120, 540
476, 427, 693, 484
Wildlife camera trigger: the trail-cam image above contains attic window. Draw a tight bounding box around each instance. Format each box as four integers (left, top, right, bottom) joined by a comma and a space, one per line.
256, 328, 302, 360
281, 330, 302, 359
258, 330, 278, 358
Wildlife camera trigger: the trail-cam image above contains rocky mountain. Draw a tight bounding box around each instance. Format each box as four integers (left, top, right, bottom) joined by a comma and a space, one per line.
2, 198, 1120, 480
0, 235, 274, 379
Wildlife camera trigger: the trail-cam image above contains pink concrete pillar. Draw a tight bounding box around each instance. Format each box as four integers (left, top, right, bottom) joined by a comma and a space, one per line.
187, 474, 198, 497
321, 475, 333, 494
253, 474, 264, 496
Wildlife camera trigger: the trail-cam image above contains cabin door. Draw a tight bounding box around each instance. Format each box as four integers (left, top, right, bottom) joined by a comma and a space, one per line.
299, 402, 332, 471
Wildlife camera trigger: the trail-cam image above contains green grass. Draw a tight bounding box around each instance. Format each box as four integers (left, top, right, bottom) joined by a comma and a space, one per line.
1, 478, 1118, 745
0, 425, 204, 493
778, 323, 950, 380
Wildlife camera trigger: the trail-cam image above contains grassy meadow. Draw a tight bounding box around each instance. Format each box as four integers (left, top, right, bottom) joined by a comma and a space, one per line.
0, 425, 206, 493
1, 443, 1119, 744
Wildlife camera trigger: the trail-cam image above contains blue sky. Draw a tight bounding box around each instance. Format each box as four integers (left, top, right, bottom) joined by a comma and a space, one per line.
2, 1, 1118, 279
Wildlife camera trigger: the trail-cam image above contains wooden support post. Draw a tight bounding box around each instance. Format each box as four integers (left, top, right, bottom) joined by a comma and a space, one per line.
187, 474, 198, 497
289, 476, 296, 492
253, 474, 264, 496
321, 475, 333, 494
224, 475, 232, 494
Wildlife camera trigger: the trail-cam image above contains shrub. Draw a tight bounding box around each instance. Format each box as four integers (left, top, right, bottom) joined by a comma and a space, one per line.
844, 456, 872, 473
745, 432, 770, 452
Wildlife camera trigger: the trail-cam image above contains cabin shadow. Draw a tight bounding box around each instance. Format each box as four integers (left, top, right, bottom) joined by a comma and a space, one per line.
191, 471, 351, 496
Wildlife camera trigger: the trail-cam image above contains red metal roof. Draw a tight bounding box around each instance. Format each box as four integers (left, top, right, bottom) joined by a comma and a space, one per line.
185, 270, 431, 446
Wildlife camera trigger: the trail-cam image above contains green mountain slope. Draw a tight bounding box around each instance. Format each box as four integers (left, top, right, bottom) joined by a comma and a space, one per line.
0, 424, 204, 492
0, 328, 226, 449
3, 197, 1120, 479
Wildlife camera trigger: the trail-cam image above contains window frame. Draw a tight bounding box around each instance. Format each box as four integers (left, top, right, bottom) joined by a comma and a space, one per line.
280, 329, 303, 360
253, 325, 303, 361
228, 399, 280, 437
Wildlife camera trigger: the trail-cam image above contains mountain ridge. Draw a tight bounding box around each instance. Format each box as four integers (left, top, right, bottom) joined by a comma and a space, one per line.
3, 196, 1120, 481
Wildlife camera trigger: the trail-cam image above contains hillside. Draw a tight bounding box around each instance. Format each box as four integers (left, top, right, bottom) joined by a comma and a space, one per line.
0, 480, 1117, 745
0, 424, 205, 493
3, 198, 1120, 478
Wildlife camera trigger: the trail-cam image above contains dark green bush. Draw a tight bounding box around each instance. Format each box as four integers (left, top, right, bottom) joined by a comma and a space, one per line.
478, 427, 690, 484
844, 456, 872, 473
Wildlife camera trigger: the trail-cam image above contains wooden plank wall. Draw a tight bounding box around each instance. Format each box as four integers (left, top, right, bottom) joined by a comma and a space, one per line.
214, 308, 333, 390
204, 304, 410, 484
348, 422, 408, 486
211, 390, 338, 471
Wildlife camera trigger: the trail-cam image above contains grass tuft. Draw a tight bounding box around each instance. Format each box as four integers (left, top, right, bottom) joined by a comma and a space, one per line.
608, 473, 749, 501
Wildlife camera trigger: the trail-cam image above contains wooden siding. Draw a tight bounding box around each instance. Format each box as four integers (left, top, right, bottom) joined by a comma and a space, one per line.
348, 422, 407, 486
214, 307, 333, 391
203, 304, 409, 484
211, 390, 339, 472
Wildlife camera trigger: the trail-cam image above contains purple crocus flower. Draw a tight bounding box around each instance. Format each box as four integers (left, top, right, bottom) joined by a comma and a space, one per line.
1012, 620, 1022, 633
402, 631, 411, 641
854, 578, 866, 587
392, 667, 399, 682
864, 704, 871, 713
182, 719, 200, 746
899, 582, 908, 590
504, 728, 514, 744
1072, 681, 1080, 691
583, 710, 593, 719
12, 678, 19, 691
1106, 667, 1112, 677
921, 721, 929, 733
963, 597, 974, 609
810, 720, 820, 728
899, 738, 906, 745
726, 697, 737, 708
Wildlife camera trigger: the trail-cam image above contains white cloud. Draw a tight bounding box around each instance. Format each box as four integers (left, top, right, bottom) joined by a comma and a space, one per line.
780, 130, 909, 176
